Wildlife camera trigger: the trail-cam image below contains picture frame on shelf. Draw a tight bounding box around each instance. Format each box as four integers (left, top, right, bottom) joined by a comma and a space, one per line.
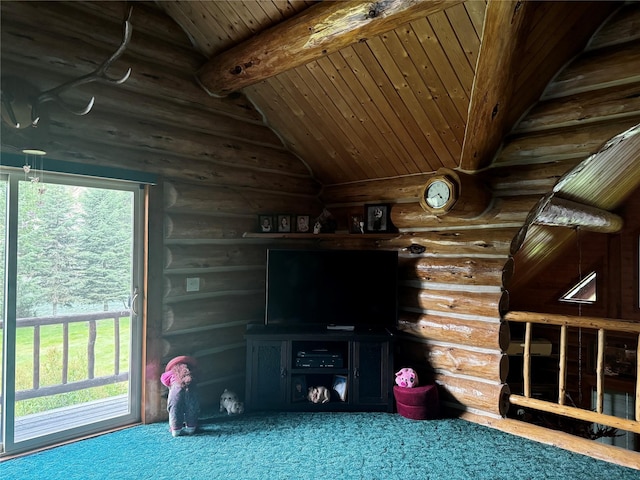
295, 214, 311, 233
258, 214, 274, 233
292, 375, 307, 402
364, 204, 391, 233
349, 214, 364, 234
332, 375, 347, 402
277, 214, 292, 233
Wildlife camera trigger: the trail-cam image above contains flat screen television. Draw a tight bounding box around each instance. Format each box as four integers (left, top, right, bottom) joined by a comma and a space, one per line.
265, 249, 398, 331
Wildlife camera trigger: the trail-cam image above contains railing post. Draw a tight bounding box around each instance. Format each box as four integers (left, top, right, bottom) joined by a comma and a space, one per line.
558, 324, 567, 405
114, 316, 120, 375
88, 320, 97, 379
596, 328, 605, 414
62, 322, 69, 384
523, 321, 532, 398
33, 324, 41, 390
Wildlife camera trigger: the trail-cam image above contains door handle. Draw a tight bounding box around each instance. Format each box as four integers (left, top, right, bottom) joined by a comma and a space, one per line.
131, 287, 139, 316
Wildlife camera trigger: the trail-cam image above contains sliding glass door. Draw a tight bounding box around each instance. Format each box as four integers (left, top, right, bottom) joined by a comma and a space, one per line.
1, 167, 143, 455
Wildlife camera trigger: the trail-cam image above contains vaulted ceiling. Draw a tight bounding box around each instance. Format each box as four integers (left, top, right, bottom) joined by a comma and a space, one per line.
155, 0, 620, 186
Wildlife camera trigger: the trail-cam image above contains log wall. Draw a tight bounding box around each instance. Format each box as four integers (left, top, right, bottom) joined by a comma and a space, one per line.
322, 3, 640, 419
2, 1, 639, 432
0, 2, 322, 421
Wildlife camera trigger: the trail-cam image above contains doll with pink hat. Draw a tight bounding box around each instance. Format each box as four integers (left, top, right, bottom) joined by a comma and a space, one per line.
160, 355, 200, 437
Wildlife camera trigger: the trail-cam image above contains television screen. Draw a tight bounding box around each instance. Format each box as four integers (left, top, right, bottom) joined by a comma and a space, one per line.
265, 249, 398, 331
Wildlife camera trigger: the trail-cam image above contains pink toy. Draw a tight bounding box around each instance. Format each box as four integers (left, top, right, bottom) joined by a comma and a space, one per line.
395, 367, 419, 388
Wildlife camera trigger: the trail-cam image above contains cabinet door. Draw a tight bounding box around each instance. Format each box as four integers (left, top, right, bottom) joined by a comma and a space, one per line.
246, 340, 287, 410
352, 340, 391, 408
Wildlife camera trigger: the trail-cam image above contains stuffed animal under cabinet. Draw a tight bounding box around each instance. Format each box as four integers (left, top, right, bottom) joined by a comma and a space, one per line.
395, 367, 419, 388
220, 389, 245, 415
307, 386, 330, 404
161, 355, 200, 437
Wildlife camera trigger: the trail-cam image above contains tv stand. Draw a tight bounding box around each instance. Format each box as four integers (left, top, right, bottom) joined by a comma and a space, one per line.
245, 327, 394, 412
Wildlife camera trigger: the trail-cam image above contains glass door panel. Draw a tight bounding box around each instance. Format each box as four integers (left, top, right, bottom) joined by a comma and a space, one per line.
1, 168, 142, 454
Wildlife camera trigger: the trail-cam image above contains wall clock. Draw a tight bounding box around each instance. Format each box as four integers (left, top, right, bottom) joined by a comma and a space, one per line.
419, 173, 458, 214
418, 168, 492, 218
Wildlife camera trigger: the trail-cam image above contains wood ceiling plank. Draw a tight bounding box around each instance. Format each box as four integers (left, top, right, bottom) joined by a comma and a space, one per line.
427, 9, 476, 92
299, 61, 396, 178
463, 0, 487, 41
198, 0, 463, 96
225, 1, 266, 36
411, 17, 470, 124
272, 71, 369, 181
314, 55, 414, 177
245, 82, 337, 183
401, 23, 468, 128
389, 25, 464, 158
351, 41, 443, 172
446, 2, 483, 73
366, 35, 454, 168
332, 47, 429, 173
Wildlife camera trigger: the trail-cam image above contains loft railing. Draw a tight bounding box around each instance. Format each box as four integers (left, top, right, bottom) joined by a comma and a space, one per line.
505, 311, 640, 436
0, 310, 130, 402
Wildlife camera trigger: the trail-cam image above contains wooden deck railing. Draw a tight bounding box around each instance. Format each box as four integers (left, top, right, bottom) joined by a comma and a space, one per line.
0, 310, 130, 402
505, 311, 640, 435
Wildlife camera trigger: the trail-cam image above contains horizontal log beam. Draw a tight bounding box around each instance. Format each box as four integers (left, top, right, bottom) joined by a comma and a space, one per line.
164, 244, 267, 270
164, 181, 322, 216
163, 295, 263, 333
391, 195, 541, 230
383, 228, 518, 257
399, 256, 510, 287
534, 196, 623, 232
435, 374, 510, 417
165, 214, 256, 241
197, 0, 462, 96
164, 270, 263, 299
162, 324, 247, 357
400, 340, 508, 383
399, 287, 507, 319
397, 312, 510, 351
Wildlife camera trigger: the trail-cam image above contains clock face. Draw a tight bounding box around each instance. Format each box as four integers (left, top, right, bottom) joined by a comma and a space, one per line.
425, 180, 451, 208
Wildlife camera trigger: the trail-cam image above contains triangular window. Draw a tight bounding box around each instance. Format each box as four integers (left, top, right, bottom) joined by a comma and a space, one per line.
560, 271, 597, 304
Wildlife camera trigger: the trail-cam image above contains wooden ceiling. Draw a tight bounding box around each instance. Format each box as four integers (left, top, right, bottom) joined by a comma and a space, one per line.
156, 0, 616, 186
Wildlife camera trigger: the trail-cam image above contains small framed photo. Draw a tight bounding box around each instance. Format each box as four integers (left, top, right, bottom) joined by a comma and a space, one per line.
349, 214, 364, 234
277, 214, 292, 233
292, 375, 307, 402
258, 215, 274, 233
332, 375, 347, 402
364, 204, 391, 233
295, 214, 311, 233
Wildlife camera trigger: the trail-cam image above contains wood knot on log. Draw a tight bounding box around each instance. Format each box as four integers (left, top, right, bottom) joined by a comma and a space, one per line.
231, 66, 243, 75
491, 103, 499, 120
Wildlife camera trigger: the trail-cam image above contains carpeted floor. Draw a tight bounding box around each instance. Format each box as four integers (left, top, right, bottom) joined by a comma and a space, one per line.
1, 411, 638, 479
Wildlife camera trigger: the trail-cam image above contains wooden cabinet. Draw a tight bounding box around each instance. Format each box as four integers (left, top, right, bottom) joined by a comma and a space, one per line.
245, 328, 394, 412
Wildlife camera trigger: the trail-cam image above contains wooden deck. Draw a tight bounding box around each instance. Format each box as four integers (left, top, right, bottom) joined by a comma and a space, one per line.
14, 394, 130, 442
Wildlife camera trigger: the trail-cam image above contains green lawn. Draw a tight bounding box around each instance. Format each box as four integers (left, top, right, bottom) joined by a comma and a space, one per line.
9, 318, 131, 416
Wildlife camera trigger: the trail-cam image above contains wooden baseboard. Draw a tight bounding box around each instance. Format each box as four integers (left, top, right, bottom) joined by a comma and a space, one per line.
460, 412, 640, 471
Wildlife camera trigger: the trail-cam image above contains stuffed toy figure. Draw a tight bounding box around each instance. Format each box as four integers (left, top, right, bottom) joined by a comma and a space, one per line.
395, 367, 419, 388
307, 386, 330, 404
220, 389, 245, 415
161, 355, 200, 437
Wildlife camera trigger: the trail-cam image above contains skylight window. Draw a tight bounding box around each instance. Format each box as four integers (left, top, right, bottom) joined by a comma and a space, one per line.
560, 271, 597, 304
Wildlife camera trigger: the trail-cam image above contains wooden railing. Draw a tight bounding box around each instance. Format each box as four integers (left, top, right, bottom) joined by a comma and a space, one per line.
505, 311, 640, 435
0, 310, 130, 401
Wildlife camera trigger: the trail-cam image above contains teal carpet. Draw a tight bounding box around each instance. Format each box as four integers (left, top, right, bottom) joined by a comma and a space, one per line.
1, 412, 637, 479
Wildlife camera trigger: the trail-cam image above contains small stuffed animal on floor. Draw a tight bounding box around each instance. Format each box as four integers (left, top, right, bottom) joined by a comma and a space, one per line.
220, 389, 245, 415
395, 367, 419, 388
161, 355, 200, 437
307, 386, 330, 404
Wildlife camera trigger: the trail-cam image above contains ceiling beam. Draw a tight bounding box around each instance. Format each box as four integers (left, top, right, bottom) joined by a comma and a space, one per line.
460, 0, 536, 172
197, 0, 463, 97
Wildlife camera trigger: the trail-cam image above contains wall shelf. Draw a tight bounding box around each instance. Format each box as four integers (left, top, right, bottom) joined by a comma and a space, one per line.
243, 232, 400, 240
